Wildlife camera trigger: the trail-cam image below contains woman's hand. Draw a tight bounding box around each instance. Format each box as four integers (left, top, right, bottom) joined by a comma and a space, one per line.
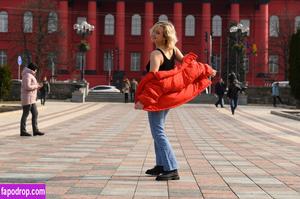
135, 101, 144, 110
211, 69, 217, 77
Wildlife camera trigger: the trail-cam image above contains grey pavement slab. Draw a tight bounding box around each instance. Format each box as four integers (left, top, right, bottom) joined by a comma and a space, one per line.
0, 101, 300, 198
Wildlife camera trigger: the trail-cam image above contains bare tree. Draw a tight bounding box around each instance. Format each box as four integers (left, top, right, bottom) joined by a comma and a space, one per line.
269, 5, 296, 80
9, 0, 64, 80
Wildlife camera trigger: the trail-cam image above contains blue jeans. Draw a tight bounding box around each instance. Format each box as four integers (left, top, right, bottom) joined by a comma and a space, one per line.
148, 110, 178, 171
230, 96, 238, 114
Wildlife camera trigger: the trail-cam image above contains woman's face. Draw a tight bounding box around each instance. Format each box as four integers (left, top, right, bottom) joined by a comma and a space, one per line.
151, 26, 165, 45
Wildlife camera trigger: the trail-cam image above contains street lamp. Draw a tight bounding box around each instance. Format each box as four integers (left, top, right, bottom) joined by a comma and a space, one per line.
73, 21, 95, 82
229, 23, 249, 83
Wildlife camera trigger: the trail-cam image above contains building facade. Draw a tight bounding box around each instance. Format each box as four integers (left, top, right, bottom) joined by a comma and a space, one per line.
1, 0, 300, 87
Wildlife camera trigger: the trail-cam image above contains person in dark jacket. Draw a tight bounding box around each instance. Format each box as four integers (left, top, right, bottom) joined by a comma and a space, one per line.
214, 78, 226, 108
40, 76, 50, 105
227, 73, 241, 115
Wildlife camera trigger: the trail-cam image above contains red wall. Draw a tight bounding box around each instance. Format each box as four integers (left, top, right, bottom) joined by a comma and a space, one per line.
1, 0, 300, 87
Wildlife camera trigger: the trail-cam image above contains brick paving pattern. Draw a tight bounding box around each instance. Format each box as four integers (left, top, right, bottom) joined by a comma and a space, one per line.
0, 101, 300, 199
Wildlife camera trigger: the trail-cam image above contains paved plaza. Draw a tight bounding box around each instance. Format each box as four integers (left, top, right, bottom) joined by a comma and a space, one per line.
0, 101, 300, 199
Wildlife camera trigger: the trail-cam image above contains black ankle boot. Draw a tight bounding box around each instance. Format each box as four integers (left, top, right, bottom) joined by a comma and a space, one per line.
156, 169, 180, 181
20, 132, 31, 136
33, 131, 44, 136
145, 166, 164, 176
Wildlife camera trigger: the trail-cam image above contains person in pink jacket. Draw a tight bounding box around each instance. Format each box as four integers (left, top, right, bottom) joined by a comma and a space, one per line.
20, 63, 44, 136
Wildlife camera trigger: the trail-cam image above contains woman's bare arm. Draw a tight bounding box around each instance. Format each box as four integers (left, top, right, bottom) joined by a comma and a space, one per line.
174, 46, 184, 62
149, 50, 163, 72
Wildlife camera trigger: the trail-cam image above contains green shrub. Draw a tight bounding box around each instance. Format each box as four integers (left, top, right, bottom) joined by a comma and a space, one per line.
0, 65, 12, 100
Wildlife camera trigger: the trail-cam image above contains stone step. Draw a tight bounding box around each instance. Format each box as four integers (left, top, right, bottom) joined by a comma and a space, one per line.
86, 93, 124, 102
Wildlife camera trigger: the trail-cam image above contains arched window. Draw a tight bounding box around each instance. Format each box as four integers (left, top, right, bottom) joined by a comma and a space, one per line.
185, 15, 195, 36
212, 15, 222, 37
270, 15, 279, 37
23, 11, 33, 33
48, 12, 58, 33
104, 14, 114, 35
158, 15, 168, 22
295, 16, 300, 32
77, 17, 86, 24
240, 19, 250, 36
131, 14, 141, 36
0, 11, 8, 32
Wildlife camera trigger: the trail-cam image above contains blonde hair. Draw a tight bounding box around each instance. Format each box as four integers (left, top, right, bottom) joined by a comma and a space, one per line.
150, 21, 178, 49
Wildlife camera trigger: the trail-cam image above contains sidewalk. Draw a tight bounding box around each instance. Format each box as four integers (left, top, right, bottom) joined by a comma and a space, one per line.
0, 101, 300, 199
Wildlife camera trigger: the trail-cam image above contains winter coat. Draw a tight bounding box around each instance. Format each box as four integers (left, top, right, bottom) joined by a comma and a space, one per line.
215, 82, 226, 96
21, 67, 39, 105
227, 80, 241, 99
272, 84, 280, 96
135, 52, 213, 111
40, 80, 50, 95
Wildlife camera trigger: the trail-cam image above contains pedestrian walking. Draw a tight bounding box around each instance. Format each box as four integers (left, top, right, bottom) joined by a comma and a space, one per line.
272, 82, 283, 107
130, 78, 138, 102
227, 72, 241, 115
214, 78, 226, 108
135, 21, 217, 181
20, 63, 44, 136
122, 78, 130, 103
40, 76, 50, 105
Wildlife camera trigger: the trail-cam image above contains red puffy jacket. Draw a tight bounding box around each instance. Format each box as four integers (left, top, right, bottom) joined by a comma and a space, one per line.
135, 52, 213, 111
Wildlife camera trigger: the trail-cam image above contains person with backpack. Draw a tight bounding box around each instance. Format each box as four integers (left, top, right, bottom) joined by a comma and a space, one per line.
227, 73, 241, 115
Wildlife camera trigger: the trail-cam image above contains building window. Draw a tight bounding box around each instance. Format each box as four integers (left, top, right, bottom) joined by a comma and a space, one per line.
240, 19, 250, 36
211, 54, 221, 71
48, 12, 58, 33
75, 17, 87, 34
131, 14, 141, 36
295, 16, 300, 32
22, 51, 32, 66
212, 15, 222, 37
270, 15, 279, 37
185, 15, 195, 36
76, 52, 86, 70
103, 51, 113, 71
77, 17, 86, 24
0, 50, 7, 66
130, 52, 140, 71
48, 52, 56, 69
269, 55, 278, 73
23, 11, 33, 33
104, 14, 114, 35
0, 11, 8, 32
158, 15, 168, 22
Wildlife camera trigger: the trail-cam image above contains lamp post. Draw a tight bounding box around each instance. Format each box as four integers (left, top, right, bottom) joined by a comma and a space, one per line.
229, 23, 249, 83
73, 21, 94, 82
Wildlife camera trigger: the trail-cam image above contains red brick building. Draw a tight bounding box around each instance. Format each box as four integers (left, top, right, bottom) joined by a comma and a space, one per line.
1, 0, 300, 87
